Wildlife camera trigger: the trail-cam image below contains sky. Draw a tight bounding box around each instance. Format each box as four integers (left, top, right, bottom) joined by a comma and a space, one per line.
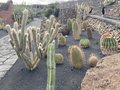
0, 0, 70, 5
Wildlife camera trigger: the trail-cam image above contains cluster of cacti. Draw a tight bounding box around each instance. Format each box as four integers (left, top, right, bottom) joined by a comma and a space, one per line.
79, 39, 90, 48
76, 3, 91, 21
82, 21, 93, 39
72, 20, 81, 40
55, 53, 64, 64
6, 9, 60, 70
46, 41, 56, 90
100, 32, 118, 55
88, 54, 98, 67
67, 19, 72, 32
57, 33, 66, 46
69, 45, 84, 69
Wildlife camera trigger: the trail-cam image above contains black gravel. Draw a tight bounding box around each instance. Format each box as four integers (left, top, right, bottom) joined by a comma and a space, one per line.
0, 30, 103, 90
0, 30, 8, 39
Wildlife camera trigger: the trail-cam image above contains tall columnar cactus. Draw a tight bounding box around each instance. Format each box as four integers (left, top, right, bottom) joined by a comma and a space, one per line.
72, 21, 81, 40
57, 33, 66, 46
100, 32, 118, 55
67, 19, 72, 32
69, 45, 84, 69
6, 9, 59, 71
46, 41, 56, 90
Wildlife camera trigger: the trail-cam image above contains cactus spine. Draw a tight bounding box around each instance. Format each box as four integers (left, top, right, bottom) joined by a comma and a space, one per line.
6, 9, 59, 70
72, 21, 81, 40
46, 41, 56, 90
69, 45, 84, 69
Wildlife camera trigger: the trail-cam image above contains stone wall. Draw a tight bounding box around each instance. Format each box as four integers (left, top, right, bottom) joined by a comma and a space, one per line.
59, 8, 76, 24
0, 0, 13, 24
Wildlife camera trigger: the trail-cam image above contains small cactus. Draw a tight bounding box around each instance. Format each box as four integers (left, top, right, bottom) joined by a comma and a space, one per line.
57, 33, 66, 46
79, 39, 90, 48
72, 21, 81, 40
69, 45, 84, 69
55, 53, 64, 64
86, 25, 93, 39
46, 41, 56, 90
88, 54, 98, 67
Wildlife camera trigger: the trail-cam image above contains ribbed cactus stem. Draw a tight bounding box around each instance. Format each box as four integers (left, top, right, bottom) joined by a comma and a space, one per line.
21, 9, 28, 31
49, 15, 56, 28
32, 28, 41, 57
49, 23, 59, 43
72, 21, 80, 40
6, 25, 13, 41
20, 9, 28, 50
13, 22, 18, 31
46, 19, 51, 32
42, 31, 50, 48
12, 29, 20, 51
46, 41, 56, 90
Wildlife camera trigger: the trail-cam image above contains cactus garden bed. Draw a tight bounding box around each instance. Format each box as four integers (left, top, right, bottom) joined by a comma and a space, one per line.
0, 30, 103, 90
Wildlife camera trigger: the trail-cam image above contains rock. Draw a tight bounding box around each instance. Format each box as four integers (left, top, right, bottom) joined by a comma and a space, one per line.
81, 53, 120, 90
59, 25, 70, 35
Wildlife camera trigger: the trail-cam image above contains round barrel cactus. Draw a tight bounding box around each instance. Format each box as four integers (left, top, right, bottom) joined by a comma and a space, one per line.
79, 39, 90, 48
100, 35, 118, 55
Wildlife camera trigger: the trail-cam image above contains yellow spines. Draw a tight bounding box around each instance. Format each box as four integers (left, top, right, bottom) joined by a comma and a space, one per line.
88, 54, 98, 67
69, 45, 84, 69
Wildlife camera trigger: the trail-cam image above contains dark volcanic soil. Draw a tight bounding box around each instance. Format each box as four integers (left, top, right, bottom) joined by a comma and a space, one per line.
0, 30, 8, 39
0, 31, 103, 90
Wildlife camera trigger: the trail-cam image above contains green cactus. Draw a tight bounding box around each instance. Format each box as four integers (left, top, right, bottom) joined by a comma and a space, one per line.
102, 37, 117, 50
69, 45, 84, 69
6, 9, 59, 71
55, 53, 64, 64
72, 21, 81, 40
88, 54, 98, 67
57, 33, 66, 46
67, 19, 72, 32
79, 39, 90, 48
100, 33, 118, 55
46, 41, 56, 90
